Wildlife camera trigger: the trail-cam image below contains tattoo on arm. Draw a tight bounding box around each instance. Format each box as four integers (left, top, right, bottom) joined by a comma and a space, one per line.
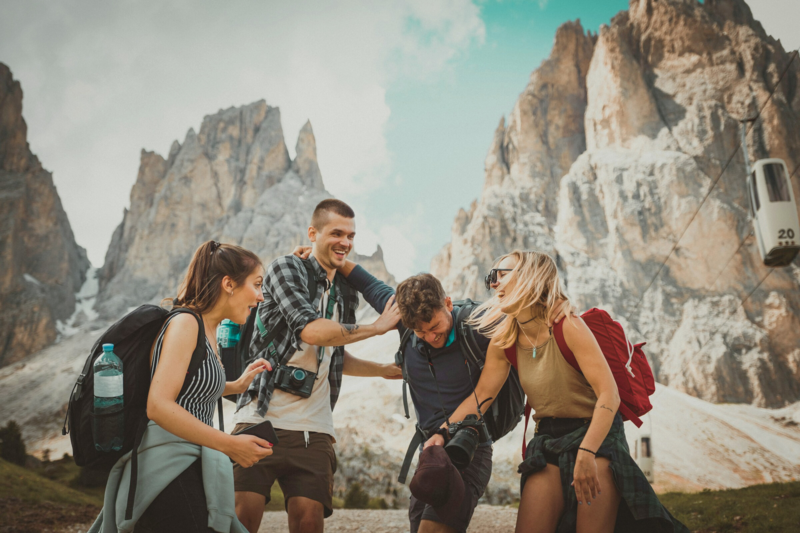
340, 324, 360, 336
596, 404, 615, 414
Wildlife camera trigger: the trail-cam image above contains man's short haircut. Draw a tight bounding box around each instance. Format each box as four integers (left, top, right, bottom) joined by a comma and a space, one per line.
396, 274, 447, 330
311, 199, 355, 230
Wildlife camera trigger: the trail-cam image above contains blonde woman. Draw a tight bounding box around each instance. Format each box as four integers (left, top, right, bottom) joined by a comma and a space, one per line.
435, 251, 687, 533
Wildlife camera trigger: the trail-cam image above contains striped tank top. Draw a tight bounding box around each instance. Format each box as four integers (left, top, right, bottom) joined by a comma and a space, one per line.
150, 314, 226, 426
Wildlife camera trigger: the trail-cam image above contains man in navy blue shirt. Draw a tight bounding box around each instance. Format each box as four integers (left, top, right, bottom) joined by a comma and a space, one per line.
341, 261, 493, 533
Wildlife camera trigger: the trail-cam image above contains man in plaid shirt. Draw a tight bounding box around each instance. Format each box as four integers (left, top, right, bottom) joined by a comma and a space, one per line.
233, 199, 402, 533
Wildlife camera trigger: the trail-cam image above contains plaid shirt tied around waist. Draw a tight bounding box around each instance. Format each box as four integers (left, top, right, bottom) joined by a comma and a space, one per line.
235, 254, 358, 417
519, 414, 688, 533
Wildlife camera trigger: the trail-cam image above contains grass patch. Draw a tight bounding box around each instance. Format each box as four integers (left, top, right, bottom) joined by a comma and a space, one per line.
0, 457, 102, 532
660, 482, 800, 532
264, 484, 286, 512
0, 457, 101, 507
507, 482, 800, 531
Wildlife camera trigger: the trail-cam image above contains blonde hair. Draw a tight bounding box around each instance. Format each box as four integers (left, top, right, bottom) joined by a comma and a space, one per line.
470, 250, 572, 349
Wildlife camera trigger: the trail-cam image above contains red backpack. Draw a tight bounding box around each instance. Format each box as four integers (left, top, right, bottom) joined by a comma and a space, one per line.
505, 308, 655, 458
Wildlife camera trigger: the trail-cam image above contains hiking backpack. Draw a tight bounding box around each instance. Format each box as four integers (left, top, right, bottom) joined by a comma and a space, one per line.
62, 305, 218, 519
220, 258, 356, 401
505, 307, 655, 458
396, 299, 526, 483
62, 305, 216, 470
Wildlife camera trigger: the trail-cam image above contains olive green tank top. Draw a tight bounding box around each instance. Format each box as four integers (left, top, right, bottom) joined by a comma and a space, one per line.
517, 334, 597, 429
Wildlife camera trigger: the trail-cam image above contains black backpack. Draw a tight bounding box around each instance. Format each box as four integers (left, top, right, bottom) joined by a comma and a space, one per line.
395, 299, 525, 483
62, 305, 219, 520
220, 258, 357, 401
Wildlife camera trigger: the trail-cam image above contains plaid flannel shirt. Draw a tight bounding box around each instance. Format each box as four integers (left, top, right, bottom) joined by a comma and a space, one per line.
518, 415, 688, 532
235, 254, 358, 417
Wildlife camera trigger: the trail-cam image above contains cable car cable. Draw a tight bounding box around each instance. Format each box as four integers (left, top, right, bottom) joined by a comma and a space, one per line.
690, 267, 774, 358
707, 229, 754, 292
624, 49, 799, 322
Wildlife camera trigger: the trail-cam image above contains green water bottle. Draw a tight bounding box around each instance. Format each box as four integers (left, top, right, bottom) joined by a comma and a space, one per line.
217, 319, 241, 348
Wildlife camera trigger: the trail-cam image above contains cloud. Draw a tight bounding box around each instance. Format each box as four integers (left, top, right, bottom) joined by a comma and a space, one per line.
0, 0, 484, 272
355, 202, 433, 281
749, 0, 800, 52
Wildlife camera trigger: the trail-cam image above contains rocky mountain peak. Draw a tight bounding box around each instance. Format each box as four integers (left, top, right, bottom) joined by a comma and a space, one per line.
434, 0, 800, 408
292, 120, 324, 190
431, 19, 595, 299
97, 101, 391, 317
0, 63, 90, 366
0, 64, 33, 173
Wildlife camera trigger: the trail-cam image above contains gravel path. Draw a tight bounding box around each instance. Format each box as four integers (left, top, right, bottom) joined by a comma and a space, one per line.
258, 505, 517, 532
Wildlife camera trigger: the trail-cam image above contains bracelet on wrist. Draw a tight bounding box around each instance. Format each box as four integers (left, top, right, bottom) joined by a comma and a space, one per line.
577, 447, 597, 456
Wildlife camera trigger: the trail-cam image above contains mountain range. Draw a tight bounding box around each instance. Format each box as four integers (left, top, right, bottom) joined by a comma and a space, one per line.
0, 0, 799, 503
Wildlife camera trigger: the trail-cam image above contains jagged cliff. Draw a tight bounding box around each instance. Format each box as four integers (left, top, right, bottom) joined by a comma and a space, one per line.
98, 101, 392, 316
433, 0, 800, 407
432, 21, 596, 296
0, 63, 90, 367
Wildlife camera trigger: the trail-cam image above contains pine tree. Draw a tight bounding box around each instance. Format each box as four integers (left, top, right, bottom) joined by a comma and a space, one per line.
344, 482, 370, 509
0, 420, 27, 466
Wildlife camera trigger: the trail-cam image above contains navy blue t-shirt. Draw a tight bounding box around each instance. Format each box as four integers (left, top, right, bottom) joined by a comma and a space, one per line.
347, 265, 490, 434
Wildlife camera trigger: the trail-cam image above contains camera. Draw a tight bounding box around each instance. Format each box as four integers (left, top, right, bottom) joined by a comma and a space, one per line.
273, 365, 316, 398
445, 414, 491, 470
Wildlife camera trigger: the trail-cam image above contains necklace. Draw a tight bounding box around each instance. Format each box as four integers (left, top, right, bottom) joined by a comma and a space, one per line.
519, 320, 545, 359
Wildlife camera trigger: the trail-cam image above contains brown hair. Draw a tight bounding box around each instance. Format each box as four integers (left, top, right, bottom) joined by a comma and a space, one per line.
395, 273, 447, 330
311, 199, 355, 230
170, 241, 263, 314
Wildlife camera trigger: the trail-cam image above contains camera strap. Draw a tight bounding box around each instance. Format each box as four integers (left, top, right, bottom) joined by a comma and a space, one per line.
314, 280, 337, 372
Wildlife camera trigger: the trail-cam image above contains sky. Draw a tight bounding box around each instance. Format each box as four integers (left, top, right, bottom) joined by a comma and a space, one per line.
1, 0, 798, 280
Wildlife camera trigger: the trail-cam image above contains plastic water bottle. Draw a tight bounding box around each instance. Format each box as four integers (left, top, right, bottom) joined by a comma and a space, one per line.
217, 319, 241, 348
93, 343, 124, 452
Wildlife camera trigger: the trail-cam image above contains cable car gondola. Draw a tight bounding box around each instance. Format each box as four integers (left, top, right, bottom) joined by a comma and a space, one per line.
741, 121, 800, 267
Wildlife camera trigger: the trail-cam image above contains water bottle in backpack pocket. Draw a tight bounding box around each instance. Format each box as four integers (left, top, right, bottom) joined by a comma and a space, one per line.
92, 343, 124, 452
63, 305, 210, 471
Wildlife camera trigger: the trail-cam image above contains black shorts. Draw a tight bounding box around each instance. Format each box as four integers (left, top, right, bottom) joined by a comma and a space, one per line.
408, 445, 493, 533
136, 459, 214, 533
232, 426, 337, 518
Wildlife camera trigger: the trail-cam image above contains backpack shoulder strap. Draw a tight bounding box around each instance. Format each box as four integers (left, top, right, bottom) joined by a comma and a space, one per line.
333, 272, 359, 323
301, 258, 319, 303
398, 424, 427, 484
396, 328, 415, 420
553, 319, 580, 373
454, 301, 484, 369
168, 308, 207, 378
504, 345, 518, 370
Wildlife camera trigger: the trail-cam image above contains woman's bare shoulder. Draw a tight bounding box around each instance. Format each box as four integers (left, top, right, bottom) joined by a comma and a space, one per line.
163, 311, 200, 337
560, 315, 592, 345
